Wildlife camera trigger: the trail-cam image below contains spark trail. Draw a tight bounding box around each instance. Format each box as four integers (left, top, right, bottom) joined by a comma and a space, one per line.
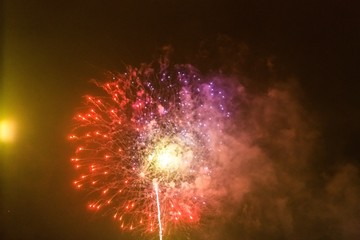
69, 64, 229, 238
154, 181, 163, 240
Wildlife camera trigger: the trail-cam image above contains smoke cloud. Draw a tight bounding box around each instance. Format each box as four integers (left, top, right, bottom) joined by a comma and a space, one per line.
188, 38, 360, 240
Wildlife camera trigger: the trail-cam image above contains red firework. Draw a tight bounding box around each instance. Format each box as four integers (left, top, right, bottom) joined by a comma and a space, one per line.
69, 64, 228, 237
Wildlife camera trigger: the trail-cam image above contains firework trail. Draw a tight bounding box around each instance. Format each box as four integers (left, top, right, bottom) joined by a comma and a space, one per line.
69, 63, 229, 238
153, 181, 163, 240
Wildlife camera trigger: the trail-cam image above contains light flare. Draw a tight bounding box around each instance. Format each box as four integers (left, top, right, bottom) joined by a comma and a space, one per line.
0, 119, 16, 143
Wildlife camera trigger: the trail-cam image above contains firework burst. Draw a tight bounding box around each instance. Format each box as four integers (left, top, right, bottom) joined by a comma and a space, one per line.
69, 64, 229, 237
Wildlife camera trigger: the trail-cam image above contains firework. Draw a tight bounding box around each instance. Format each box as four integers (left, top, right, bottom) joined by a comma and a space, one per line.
69, 64, 228, 238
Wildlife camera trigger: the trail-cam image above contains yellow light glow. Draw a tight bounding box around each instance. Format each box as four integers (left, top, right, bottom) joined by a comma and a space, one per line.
147, 137, 194, 176
0, 119, 16, 143
157, 143, 181, 171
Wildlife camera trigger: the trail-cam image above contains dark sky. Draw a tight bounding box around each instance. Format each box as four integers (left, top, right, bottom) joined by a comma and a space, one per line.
1, 1, 360, 240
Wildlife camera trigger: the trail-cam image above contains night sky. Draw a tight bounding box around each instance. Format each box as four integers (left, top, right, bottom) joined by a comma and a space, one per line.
1, 1, 360, 240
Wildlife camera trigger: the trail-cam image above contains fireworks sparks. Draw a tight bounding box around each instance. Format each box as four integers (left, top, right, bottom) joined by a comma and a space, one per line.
69, 64, 229, 237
